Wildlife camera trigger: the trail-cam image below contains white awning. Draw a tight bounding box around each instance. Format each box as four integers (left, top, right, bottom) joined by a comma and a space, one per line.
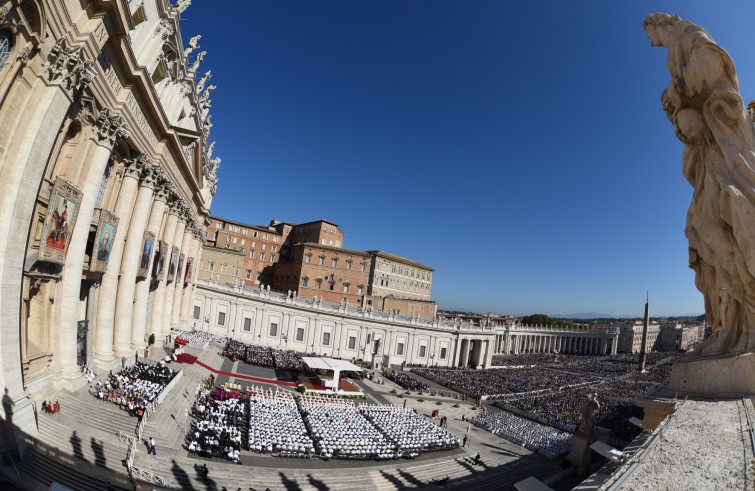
301, 357, 363, 372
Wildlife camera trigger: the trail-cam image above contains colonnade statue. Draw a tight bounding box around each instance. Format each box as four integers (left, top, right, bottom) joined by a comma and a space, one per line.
645, 13, 755, 356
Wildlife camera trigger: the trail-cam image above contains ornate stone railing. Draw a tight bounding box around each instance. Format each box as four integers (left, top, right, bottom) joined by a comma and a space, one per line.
196, 280, 494, 333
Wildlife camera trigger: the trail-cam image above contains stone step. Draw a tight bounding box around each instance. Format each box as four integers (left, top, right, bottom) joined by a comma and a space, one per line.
14, 443, 131, 491
36, 416, 129, 470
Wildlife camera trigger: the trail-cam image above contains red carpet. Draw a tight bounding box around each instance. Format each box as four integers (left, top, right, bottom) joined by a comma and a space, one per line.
174, 353, 198, 364
194, 360, 297, 387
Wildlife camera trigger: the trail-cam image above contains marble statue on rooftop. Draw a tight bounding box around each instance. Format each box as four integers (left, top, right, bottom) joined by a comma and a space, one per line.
578, 393, 599, 434
645, 13, 755, 356
185, 35, 201, 57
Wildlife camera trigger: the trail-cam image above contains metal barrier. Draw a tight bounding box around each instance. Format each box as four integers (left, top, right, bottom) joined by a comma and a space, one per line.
132, 466, 176, 488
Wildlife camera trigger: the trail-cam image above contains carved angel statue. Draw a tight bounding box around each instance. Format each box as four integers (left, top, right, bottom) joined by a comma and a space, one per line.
198, 85, 215, 104
185, 35, 201, 57
645, 13, 755, 355
196, 70, 212, 94
206, 141, 215, 161
202, 114, 213, 139
189, 51, 206, 73
174, 0, 191, 14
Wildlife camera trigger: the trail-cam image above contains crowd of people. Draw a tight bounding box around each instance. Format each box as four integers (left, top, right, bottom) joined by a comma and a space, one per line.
360, 405, 459, 457
473, 411, 573, 460
91, 361, 178, 418
248, 386, 313, 456
188, 386, 244, 462
169, 328, 214, 349
412, 367, 598, 399
223, 339, 309, 372
384, 370, 429, 392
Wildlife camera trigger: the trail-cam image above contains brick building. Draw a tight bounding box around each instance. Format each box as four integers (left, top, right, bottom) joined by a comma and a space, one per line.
198, 245, 244, 285
273, 243, 371, 305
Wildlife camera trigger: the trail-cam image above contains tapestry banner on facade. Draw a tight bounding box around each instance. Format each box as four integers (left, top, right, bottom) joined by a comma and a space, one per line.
137, 230, 156, 279
90, 209, 120, 272
39, 178, 83, 265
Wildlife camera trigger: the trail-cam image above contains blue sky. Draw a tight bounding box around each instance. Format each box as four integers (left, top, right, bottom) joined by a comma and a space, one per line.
180, 1, 755, 317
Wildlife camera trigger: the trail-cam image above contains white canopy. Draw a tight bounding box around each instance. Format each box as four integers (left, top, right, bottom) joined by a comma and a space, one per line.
301, 357, 363, 372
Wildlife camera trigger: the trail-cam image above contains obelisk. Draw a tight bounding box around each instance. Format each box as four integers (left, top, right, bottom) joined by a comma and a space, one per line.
638, 293, 649, 372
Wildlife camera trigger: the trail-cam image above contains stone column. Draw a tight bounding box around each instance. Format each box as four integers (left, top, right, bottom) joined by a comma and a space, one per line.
55, 110, 130, 380
112, 161, 158, 357
171, 224, 195, 326
149, 197, 180, 340
179, 232, 200, 326
93, 155, 148, 363
162, 210, 187, 330
130, 175, 170, 350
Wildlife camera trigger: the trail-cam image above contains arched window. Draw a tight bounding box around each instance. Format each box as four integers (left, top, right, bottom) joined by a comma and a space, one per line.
0, 30, 11, 71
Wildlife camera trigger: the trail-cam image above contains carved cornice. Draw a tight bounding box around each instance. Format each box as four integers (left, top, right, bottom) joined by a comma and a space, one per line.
43, 38, 96, 95
94, 108, 131, 146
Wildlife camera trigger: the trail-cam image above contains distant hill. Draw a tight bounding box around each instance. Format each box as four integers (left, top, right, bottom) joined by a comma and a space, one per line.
556, 312, 632, 320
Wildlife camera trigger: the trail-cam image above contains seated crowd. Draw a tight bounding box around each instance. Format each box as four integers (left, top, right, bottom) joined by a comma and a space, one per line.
384, 370, 429, 392
247, 386, 313, 456
188, 385, 244, 462
298, 395, 394, 460
92, 361, 178, 418
473, 411, 573, 460
169, 328, 214, 349
360, 405, 458, 457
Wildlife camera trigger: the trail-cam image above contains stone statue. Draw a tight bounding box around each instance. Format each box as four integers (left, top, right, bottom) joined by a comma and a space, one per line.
196, 70, 212, 94
578, 393, 599, 434
645, 13, 755, 355
174, 0, 191, 14
185, 35, 201, 57
190, 51, 206, 73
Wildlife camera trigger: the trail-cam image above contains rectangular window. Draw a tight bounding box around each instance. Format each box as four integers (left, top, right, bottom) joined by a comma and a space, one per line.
318, 257, 325, 265
346, 260, 352, 270
269, 323, 278, 337
322, 332, 331, 346
270, 255, 275, 263
253, 231, 258, 237
396, 342, 404, 356
302, 277, 308, 287
263, 234, 268, 240
331, 258, 338, 267
246, 270, 252, 279
262, 244, 266, 251
274, 237, 279, 243
343, 284, 349, 293
357, 286, 363, 295
305, 255, 312, 263
215, 222, 222, 229
271, 246, 276, 252
249, 251, 255, 259
440, 347, 447, 359
243, 318, 252, 332
348, 336, 356, 350
193, 306, 201, 320
241, 239, 245, 245
419, 345, 427, 358
217, 312, 226, 326
360, 263, 366, 272
226, 236, 231, 242
259, 253, 265, 261
296, 328, 305, 342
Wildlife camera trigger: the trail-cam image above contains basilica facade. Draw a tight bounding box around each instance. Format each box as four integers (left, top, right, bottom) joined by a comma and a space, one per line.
0, 0, 214, 453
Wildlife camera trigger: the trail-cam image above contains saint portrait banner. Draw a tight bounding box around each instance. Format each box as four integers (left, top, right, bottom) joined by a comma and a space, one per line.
90, 209, 119, 272
137, 230, 156, 279
185, 257, 194, 283
153, 240, 169, 280
167, 246, 179, 282
178, 253, 185, 281
38, 178, 83, 265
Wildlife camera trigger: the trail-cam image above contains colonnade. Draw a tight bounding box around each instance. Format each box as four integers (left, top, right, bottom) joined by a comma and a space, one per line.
490, 328, 619, 356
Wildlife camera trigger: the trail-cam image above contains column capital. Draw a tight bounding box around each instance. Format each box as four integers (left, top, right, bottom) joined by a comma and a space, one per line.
139, 163, 160, 189
94, 108, 131, 146
122, 154, 150, 180
153, 171, 173, 202
43, 38, 96, 95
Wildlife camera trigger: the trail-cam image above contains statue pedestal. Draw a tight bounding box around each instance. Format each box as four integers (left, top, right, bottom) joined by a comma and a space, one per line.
568, 431, 593, 469
666, 352, 755, 396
